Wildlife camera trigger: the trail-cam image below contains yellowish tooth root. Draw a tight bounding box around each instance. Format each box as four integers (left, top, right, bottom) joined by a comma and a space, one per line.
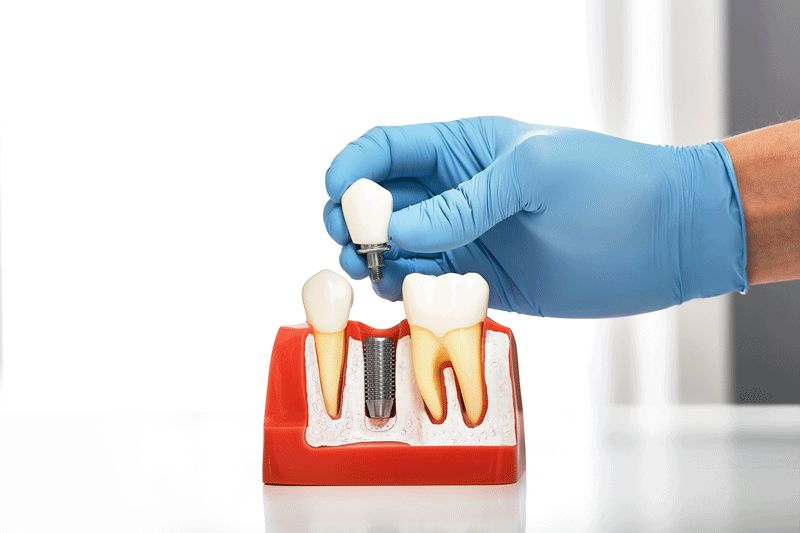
409, 323, 485, 425
445, 324, 485, 425
312, 330, 346, 418
409, 326, 448, 421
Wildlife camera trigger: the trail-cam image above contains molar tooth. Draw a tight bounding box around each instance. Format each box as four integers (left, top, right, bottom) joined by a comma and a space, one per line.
302, 269, 353, 418
402, 273, 489, 425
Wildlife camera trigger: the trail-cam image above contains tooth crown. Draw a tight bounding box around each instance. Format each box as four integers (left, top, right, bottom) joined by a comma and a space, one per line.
402, 273, 489, 338
341, 178, 393, 245
301, 269, 353, 333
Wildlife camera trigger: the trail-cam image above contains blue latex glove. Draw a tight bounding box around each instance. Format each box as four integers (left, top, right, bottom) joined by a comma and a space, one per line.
323, 117, 748, 318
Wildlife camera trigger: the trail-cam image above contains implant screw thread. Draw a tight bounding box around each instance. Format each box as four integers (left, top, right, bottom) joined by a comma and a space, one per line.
363, 337, 396, 419
356, 243, 390, 282
365, 251, 383, 282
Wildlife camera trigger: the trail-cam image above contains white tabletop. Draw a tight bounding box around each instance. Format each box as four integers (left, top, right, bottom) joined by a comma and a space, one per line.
0, 406, 798, 532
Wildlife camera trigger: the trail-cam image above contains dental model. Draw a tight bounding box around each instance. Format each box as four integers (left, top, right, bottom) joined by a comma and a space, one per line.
341, 178, 393, 282
301, 269, 353, 418
403, 273, 490, 425
264, 270, 526, 485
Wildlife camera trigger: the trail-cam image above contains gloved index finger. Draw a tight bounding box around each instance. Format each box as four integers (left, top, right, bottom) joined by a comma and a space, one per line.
323, 178, 435, 246
325, 123, 448, 202
389, 151, 523, 253
323, 200, 350, 245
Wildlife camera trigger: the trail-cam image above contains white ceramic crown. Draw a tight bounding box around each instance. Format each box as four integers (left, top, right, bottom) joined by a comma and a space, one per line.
402, 273, 490, 338
341, 178, 393, 244
302, 269, 353, 333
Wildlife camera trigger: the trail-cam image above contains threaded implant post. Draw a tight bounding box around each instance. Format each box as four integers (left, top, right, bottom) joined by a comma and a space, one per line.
363, 337, 395, 419
356, 243, 390, 282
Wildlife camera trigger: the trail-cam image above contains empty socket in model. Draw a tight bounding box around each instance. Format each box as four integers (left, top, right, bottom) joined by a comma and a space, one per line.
363, 337, 396, 419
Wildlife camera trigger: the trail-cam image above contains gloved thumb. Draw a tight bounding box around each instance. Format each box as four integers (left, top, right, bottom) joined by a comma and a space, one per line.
389, 152, 525, 253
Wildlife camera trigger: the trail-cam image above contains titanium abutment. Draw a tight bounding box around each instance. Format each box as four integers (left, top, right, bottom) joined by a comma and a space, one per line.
356, 243, 390, 282
363, 336, 396, 419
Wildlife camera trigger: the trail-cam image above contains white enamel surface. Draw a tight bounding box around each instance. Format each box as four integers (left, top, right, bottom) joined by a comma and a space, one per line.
341, 178, 393, 244
304, 331, 516, 447
301, 269, 353, 333
402, 273, 490, 338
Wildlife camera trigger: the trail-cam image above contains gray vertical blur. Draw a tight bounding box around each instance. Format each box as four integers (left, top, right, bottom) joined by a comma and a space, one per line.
671, 1, 731, 404
729, 0, 800, 403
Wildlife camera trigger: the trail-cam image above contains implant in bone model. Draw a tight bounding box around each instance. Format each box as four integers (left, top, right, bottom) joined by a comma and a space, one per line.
265, 269, 527, 485
403, 273, 490, 425
341, 179, 393, 282
302, 269, 354, 418
363, 337, 396, 419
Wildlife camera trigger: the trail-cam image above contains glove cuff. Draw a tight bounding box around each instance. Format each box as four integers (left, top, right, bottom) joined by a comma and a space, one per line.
678, 140, 748, 301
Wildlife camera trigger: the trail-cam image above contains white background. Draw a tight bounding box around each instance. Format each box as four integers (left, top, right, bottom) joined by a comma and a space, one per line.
1, 0, 727, 416
6, 3, 788, 533
1, 0, 605, 414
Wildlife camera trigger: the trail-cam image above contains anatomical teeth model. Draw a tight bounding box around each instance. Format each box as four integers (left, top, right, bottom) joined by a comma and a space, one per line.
264, 269, 525, 485
301, 269, 353, 418
403, 273, 490, 425
341, 178, 393, 282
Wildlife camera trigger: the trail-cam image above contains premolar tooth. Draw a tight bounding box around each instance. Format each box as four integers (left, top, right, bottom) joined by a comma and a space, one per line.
403, 273, 489, 425
302, 269, 353, 418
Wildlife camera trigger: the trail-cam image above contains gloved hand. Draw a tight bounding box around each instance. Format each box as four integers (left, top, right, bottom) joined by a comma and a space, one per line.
323, 117, 747, 318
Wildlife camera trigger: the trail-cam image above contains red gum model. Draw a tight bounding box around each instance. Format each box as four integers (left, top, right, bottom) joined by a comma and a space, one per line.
262, 318, 526, 485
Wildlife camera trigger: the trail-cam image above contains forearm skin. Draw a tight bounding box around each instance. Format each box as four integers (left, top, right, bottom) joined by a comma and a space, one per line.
722, 120, 800, 285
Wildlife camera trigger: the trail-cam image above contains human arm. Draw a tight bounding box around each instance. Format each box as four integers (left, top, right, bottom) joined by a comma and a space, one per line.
323, 117, 749, 318
723, 120, 800, 285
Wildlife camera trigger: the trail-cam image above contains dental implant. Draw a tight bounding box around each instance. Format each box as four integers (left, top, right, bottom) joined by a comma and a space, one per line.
356, 244, 390, 282
341, 179, 393, 282
363, 337, 396, 419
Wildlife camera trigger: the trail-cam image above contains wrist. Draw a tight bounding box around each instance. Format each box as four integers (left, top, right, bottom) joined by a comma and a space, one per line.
674, 141, 748, 301
722, 120, 800, 284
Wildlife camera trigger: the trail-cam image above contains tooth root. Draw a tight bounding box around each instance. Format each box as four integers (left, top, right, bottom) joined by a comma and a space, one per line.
410, 323, 486, 425
409, 325, 449, 422
443, 323, 485, 425
312, 330, 346, 418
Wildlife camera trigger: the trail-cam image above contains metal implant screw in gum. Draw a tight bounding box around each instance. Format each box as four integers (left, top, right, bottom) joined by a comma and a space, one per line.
363, 337, 396, 419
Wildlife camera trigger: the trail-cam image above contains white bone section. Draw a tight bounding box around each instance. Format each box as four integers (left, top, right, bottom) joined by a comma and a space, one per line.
304, 330, 517, 447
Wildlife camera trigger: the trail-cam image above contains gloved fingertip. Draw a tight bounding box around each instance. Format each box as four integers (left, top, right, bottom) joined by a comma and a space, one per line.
383, 241, 406, 261
324, 160, 347, 203
339, 244, 370, 280
325, 129, 392, 202
388, 207, 455, 254
323, 201, 351, 245
387, 210, 417, 251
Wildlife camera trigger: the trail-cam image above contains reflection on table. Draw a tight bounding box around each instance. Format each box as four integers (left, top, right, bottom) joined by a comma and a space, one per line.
263, 407, 800, 533
263, 475, 526, 533
0, 407, 796, 532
